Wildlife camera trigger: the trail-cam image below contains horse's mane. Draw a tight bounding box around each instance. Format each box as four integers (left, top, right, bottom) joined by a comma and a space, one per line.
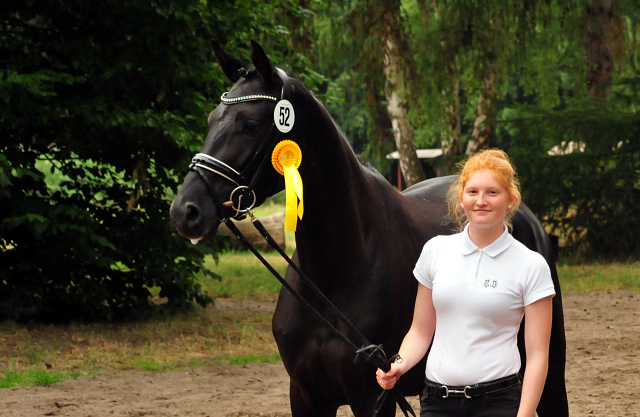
288, 72, 389, 183
236, 68, 376, 177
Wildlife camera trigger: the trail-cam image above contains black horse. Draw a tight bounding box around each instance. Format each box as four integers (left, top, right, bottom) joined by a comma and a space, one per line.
170, 41, 568, 417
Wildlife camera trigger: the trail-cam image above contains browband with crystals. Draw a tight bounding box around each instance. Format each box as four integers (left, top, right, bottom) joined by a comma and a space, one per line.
220, 92, 278, 104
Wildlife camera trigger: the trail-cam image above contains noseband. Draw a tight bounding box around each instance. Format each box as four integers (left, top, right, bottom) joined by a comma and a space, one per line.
189, 68, 292, 221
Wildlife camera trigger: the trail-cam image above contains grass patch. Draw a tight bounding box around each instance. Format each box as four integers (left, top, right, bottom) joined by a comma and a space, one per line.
200, 250, 288, 298
188, 352, 281, 368
227, 352, 281, 366
129, 358, 166, 371
252, 197, 286, 217
0, 306, 278, 388
0, 368, 82, 388
557, 261, 640, 294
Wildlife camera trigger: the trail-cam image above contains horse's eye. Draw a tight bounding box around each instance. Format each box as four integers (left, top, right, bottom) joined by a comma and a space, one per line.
244, 121, 259, 132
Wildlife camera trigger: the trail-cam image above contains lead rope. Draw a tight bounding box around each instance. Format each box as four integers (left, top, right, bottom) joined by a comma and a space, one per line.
223, 215, 416, 417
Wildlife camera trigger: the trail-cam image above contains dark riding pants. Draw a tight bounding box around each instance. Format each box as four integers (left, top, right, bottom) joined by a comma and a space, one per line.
419, 380, 522, 417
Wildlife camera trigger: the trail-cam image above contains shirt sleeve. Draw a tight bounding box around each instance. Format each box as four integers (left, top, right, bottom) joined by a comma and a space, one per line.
522, 252, 556, 306
413, 238, 436, 289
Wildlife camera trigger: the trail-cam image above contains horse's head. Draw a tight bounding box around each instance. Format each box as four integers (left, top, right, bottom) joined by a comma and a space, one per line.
170, 40, 292, 242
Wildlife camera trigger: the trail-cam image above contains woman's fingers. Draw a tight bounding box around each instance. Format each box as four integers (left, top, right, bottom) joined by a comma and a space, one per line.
376, 368, 398, 390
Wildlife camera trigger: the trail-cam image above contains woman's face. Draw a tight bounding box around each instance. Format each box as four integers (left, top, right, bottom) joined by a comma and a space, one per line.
461, 169, 514, 232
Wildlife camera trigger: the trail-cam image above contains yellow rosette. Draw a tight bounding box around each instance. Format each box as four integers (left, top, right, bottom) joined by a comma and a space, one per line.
271, 140, 304, 231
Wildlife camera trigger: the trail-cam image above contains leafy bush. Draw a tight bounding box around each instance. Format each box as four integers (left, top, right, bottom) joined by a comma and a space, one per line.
505, 103, 640, 260
0, 0, 304, 322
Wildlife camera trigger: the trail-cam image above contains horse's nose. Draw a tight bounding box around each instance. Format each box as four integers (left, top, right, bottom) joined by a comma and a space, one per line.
184, 202, 200, 223
184, 202, 201, 226
170, 199, 203, 234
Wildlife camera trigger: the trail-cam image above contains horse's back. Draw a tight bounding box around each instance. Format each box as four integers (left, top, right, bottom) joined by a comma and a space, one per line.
399, 176, 457, 237
401, 175, 456, 202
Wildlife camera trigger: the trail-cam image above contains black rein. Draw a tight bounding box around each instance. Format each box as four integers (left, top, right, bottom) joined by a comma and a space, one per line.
224, 215, 416, 417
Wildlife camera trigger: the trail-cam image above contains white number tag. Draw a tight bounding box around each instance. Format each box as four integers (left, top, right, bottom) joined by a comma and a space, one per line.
274, 100, 295, 133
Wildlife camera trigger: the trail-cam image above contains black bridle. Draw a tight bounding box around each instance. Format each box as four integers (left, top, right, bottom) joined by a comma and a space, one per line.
188, 67, 292, 221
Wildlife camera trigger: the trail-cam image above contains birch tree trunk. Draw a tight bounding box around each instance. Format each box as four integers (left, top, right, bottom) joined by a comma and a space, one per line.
381, 2, 425, 187
466, 60, 498, 155
586, 0, 613, 100
365, 70, 397, 169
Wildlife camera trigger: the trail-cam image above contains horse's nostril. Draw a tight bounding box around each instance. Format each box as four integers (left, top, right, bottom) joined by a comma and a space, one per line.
185, 202, 200, 223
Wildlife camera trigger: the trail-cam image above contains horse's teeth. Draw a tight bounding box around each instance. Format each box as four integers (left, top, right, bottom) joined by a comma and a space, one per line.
190, 239, 200, 245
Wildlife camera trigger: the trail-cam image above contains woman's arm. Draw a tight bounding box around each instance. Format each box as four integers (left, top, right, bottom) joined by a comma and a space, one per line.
517, 295, 553, 417
376, 284, 436, 390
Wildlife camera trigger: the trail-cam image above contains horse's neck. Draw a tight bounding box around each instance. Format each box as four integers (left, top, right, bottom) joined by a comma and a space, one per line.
294, 104, 403, 265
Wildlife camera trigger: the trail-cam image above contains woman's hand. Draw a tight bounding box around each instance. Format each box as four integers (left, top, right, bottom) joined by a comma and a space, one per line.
376, 284, 436, 390
376, 362, 403, 390
375, 284, 436, 391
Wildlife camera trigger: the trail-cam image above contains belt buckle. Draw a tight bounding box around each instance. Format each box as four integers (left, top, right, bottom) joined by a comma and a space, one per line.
441, 385, 472, 399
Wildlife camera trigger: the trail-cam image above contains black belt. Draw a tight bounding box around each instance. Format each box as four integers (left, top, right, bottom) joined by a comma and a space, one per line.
424, 374, 520, 399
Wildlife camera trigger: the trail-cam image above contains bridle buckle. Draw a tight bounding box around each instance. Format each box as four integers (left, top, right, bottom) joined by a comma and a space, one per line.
227, 186, 257, 219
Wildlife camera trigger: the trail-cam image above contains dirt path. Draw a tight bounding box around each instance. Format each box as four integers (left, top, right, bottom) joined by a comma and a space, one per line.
0, 292, 638, 417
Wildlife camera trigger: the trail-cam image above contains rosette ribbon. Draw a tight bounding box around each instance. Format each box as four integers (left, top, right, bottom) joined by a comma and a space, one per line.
271, 140, 304, 231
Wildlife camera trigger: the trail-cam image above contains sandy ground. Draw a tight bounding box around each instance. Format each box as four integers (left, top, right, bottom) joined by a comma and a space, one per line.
0, 291, 638, 417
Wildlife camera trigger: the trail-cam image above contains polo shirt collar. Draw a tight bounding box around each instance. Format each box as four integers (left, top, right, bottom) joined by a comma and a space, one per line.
460, 224, 514, 257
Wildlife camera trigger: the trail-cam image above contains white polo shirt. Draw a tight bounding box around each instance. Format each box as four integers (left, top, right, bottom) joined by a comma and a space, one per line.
413, 225, 555, 386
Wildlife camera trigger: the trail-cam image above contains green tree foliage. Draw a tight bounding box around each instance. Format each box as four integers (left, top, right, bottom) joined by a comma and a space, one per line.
0, 0, 303, 322
508, 106, 640, 259
300, 0, 640, 258
303, 0, 397, 173
496, 1, 640, 259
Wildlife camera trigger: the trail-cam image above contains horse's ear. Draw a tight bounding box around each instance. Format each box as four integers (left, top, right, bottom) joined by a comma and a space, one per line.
250, 40, 274, 86
211, 39, 247, 83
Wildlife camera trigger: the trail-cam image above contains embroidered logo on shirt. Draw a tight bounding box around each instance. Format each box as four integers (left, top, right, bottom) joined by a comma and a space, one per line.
483, 279, 498, 289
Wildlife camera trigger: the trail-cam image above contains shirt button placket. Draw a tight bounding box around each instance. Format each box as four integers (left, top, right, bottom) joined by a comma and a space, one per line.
468, 250, 481, 285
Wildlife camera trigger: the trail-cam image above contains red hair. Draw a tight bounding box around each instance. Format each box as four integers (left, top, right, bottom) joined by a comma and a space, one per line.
447, 149, 521, 230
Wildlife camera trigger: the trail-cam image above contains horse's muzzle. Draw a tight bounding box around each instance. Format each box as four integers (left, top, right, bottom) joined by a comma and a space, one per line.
169, 197, 220, 241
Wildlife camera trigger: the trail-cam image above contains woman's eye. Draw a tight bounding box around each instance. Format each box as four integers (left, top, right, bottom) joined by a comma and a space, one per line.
245, 121, 259, 132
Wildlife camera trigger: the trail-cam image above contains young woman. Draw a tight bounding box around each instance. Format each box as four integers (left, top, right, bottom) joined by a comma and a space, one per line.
376, 149, 554, 417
